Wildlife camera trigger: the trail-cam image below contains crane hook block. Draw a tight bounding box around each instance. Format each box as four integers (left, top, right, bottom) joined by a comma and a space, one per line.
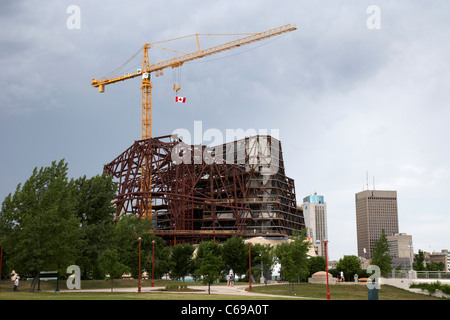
173, 84, 181, 92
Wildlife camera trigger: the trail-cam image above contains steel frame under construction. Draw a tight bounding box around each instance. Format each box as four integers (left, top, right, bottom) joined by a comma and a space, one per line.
104, 134, 304, 245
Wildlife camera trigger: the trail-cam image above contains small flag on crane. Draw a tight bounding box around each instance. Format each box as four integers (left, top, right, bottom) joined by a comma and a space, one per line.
175, 96, 186, 103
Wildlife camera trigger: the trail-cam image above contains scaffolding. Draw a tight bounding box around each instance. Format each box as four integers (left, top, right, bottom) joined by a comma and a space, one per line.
104, 134, 304, 244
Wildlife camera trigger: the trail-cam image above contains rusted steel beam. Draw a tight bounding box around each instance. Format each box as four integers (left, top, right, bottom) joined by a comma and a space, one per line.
104, 135, 304, 244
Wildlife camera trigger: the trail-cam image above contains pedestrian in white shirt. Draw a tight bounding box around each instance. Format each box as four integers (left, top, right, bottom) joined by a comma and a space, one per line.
14, 277, 19, 292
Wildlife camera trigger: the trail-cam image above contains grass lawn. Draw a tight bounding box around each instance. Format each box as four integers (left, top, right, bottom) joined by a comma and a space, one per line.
0, 279, 446, 300
250, 283, 447, 300
0, 291, 273, 300
1, 278, 199, 291
0, 279, 273, 300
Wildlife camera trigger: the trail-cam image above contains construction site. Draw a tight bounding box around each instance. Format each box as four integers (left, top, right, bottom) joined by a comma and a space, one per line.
93, 24, 305, 245
104, 134, 304, 245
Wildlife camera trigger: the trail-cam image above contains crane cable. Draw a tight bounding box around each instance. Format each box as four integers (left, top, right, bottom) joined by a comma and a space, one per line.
173, 66, 181, 96
103, 46, 143, 80
187, 33, 288, 65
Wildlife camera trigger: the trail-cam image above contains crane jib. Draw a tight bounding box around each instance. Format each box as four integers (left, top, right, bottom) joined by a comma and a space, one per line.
91, 24, 297, 89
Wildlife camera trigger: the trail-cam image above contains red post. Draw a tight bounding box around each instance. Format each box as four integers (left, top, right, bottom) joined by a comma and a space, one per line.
152, 240, 155, 287
138, 237, 142, 293
323, 239, 330, 300
248, 242, 252, 292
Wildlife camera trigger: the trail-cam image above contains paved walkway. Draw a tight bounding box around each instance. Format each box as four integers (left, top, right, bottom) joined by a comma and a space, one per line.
61, 283, 320, 299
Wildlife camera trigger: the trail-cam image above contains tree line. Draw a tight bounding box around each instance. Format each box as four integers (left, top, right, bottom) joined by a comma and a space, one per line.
3, 160, 423, 292
0, 160, 317, 292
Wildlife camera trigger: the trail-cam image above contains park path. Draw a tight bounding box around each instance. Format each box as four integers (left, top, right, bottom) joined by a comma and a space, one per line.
60, 283, 321, 299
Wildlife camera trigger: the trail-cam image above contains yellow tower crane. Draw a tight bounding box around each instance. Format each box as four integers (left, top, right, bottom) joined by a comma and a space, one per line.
91, 24, 297, 219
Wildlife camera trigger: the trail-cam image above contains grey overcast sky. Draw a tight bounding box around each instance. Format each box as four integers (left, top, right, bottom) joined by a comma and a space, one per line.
1, 0, 449, 260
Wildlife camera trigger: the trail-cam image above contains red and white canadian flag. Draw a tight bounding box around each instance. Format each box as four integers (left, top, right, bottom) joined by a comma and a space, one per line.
175, 96, 186, 103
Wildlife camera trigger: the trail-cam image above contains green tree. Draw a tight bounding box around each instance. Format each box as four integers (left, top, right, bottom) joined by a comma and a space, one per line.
0, 160, 81, 291
113, 215, 152, 278
371, 229, 392, 277
112, 215, 171, 279
170, 243, 195, 281
413, 249, 445, 272
98, 249, 129, 293
290, 230, 311, 282
73, 173, 117, 279
274, 230, 310, 293
275, 242, 296, 292
140, 232, 172, 280
247, 243, 261, 280
307, 255, 326, 276
222, 236, 247, 276
336, 255, 363, 282
426, 261, 445, 271
413, 250, 426, 271
255, 243, 275, 285
194, 240, 224, 294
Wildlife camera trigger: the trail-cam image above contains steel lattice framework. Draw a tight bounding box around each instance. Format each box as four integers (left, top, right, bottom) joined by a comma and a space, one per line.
104, 135, 304, 244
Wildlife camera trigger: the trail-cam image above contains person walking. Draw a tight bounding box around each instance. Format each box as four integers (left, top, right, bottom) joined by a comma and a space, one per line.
226, 273, 230, 286
13, 276, 19, 292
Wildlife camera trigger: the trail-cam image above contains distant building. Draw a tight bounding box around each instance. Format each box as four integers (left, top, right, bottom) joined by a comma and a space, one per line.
302, 193, 328, 256
355, 190, 399, 259
424, 250, 449, 272
443, 250, 450, 271
328, 260, 338, 269
358, 257, 371, 270
387, 233, 413, 269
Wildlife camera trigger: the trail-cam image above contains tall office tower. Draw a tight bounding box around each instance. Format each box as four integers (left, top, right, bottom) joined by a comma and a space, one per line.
355, 190, 399, 259
302, 193, 328, 256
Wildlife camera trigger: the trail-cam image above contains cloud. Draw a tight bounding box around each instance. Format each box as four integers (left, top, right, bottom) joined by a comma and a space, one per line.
1, 1, 449, 259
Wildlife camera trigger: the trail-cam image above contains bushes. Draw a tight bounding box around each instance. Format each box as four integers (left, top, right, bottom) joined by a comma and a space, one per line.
410, 281, 450, 294
443, 284, 450, 294
164, 283, 189, 291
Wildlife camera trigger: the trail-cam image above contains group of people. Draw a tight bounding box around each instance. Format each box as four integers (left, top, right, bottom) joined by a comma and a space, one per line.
226, 273, 235, 286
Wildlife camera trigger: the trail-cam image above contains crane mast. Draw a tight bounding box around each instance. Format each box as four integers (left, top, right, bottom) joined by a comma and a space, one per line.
91, 24, 297, 219
141, 44, 152, 139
